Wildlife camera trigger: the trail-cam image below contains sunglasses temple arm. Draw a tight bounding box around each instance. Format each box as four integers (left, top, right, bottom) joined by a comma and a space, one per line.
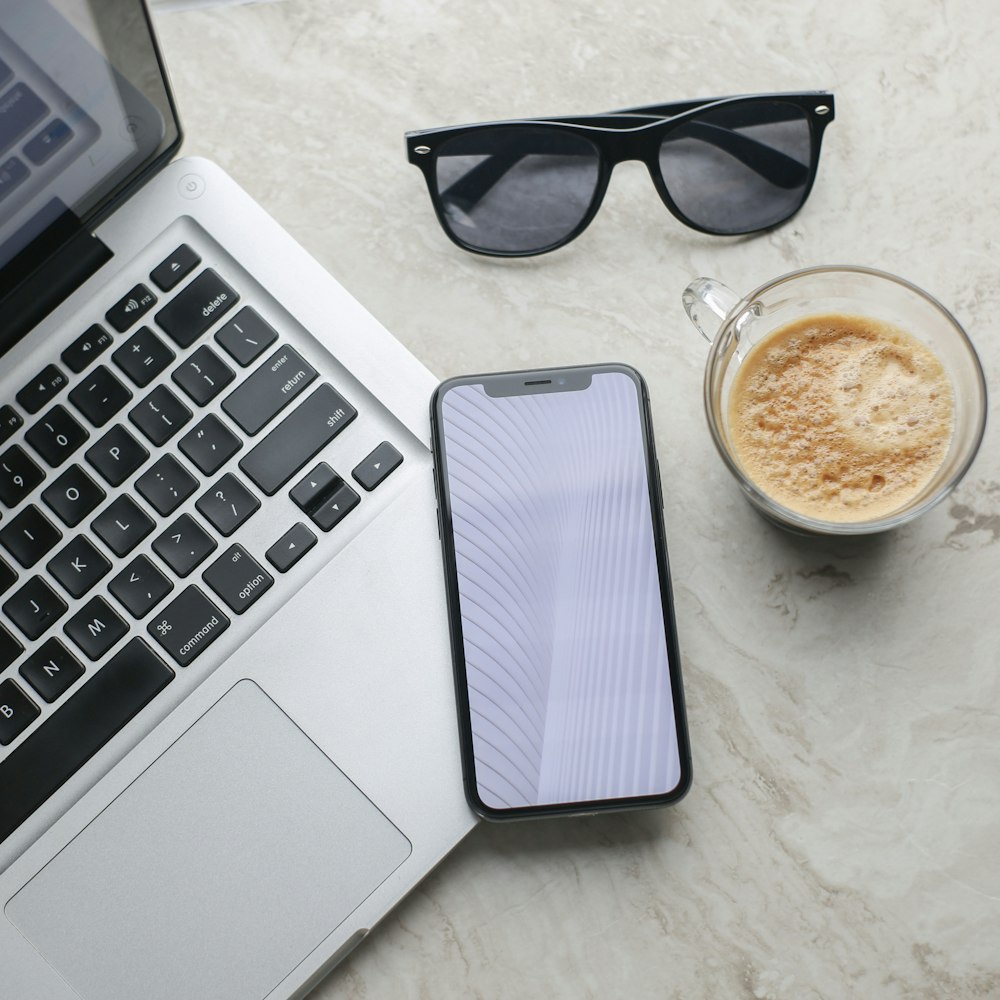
439, 152, 526, 212
673, 121, 809, 189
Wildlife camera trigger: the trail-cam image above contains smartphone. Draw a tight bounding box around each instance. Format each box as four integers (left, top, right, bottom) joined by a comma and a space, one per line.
430, 363, 691, 820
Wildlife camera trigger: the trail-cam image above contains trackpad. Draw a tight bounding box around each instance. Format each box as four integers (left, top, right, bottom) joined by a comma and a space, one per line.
6, 680, 411, 1000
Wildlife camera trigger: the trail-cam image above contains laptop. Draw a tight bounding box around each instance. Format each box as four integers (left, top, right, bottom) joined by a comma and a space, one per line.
0, 2, 475, 998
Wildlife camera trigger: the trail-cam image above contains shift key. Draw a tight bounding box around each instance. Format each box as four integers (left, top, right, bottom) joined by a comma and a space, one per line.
221, 346, 317, 435
239, 384, 357, 495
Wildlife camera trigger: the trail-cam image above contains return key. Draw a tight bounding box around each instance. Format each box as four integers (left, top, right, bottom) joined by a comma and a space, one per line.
221, 345, 317, 435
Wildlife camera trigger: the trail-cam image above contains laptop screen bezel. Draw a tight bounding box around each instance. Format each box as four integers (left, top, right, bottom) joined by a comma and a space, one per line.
0, 0, 183, 354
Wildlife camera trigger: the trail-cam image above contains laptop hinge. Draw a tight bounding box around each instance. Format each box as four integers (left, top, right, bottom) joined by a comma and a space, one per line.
1, 227, 113, 350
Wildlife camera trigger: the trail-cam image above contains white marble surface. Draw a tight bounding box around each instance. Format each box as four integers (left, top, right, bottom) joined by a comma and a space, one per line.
151, 2, 1000, 996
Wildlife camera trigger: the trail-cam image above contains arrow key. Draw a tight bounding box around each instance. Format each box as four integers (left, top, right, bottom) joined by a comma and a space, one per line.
266, 522, 316, 573
109, 554, 174, 619
310, 481, 359, 532
352, 441, 403, 492
289, 462, 339, 514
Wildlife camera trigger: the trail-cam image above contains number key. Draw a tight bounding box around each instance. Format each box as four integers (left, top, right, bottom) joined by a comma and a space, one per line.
24, 404, 88, 467
0, 445, 44, 508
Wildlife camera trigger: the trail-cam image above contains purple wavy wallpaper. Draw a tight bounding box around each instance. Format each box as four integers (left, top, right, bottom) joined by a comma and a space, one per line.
441, 372, 682, 809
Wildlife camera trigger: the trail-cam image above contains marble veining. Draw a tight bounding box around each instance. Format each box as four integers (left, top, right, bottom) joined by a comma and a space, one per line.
149, 1, 1000, 996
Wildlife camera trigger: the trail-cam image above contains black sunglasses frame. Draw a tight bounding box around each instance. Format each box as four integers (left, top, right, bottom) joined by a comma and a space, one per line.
406, 91, 835, 257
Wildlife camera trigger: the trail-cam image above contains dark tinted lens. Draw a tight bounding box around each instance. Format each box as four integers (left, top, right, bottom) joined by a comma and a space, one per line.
434, 126, 601, 254
658, 100, 813, 234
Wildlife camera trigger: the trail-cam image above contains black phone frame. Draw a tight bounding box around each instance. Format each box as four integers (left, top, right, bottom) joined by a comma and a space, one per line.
430, 362, 692, 821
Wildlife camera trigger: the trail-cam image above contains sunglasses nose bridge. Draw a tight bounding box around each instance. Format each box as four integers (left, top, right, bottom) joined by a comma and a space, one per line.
604, 128, 655, 166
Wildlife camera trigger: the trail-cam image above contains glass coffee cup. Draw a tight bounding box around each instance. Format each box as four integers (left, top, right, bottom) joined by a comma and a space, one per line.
683, 265, 987, 535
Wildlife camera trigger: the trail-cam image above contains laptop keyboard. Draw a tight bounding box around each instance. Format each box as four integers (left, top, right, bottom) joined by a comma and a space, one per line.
0, 242, 406, 845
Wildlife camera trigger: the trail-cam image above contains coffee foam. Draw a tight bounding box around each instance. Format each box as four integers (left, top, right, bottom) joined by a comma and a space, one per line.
727, 314, 955, 522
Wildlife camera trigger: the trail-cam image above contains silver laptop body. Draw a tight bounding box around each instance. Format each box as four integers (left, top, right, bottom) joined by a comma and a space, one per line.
0, 4, 474, 998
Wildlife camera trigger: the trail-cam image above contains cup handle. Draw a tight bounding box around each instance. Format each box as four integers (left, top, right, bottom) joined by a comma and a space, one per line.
682, 277, 740, 345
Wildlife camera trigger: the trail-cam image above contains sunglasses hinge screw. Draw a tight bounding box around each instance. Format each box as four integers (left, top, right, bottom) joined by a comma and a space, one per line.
814, 105, 830, 115
414, 145, 431, 154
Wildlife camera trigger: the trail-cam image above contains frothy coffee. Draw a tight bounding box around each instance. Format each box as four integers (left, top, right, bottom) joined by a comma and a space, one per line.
728, 314, 955, 522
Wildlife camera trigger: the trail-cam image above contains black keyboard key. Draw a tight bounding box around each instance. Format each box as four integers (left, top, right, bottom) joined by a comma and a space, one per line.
171, 345, 235, 405
215, 306, 278, 366
265, 522, 316, 573
0, 155, 27, 204
222, 346, 317, 435
148, 586, 229, 667
152, 513, 217, 577
61, 324, 114, 374
85, 424, 148, 486
16, 364, 68, 415
290, 462, 339, 514
0, 445, 44, 508
0, 505, 62, 568
23, 117, 73, 165
0, 82, 48, 154
203, 544, 273, 614
0, 404, 23, 445
0, 680, 38, 747
150, 243, 201, 292
109, 554, 173, 619
41, 464, 105, 527
0, 555, 16, 597
19, 638, 83, 703
0, 622, 23, 671
91, 495, 155, 557
195, 473, 260, 537
311, 480, 360, 532
69, 365, 133, 428
106, 283, 157, 333
155, 269, 239, 349
239, 384, 357, 496
112, 326, 175, 388
135, 455, 198, 516
0, 638, 174, 843
24, 404, 88, 467
47, 536, 111, 599
4, 576, 67, 641
178, 414, 241, 475
352, 441, 403, 491
129, 385, 191, 446
64, 596, 128, 661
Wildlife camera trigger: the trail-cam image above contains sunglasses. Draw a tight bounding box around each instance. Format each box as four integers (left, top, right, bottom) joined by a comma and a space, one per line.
406, 92, 835, 257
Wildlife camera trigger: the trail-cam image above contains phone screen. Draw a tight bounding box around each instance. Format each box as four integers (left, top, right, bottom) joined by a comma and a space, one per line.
434, 366, 689, 816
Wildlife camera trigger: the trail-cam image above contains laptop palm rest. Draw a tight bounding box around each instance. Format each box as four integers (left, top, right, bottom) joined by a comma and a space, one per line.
5, 679, 411, 1000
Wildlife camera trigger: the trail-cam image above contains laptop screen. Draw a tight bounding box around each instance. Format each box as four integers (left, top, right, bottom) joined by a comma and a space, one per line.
0, 0, 179, 342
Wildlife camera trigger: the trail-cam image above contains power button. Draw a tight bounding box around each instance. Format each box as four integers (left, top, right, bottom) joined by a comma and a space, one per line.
178, 173, 205, 199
